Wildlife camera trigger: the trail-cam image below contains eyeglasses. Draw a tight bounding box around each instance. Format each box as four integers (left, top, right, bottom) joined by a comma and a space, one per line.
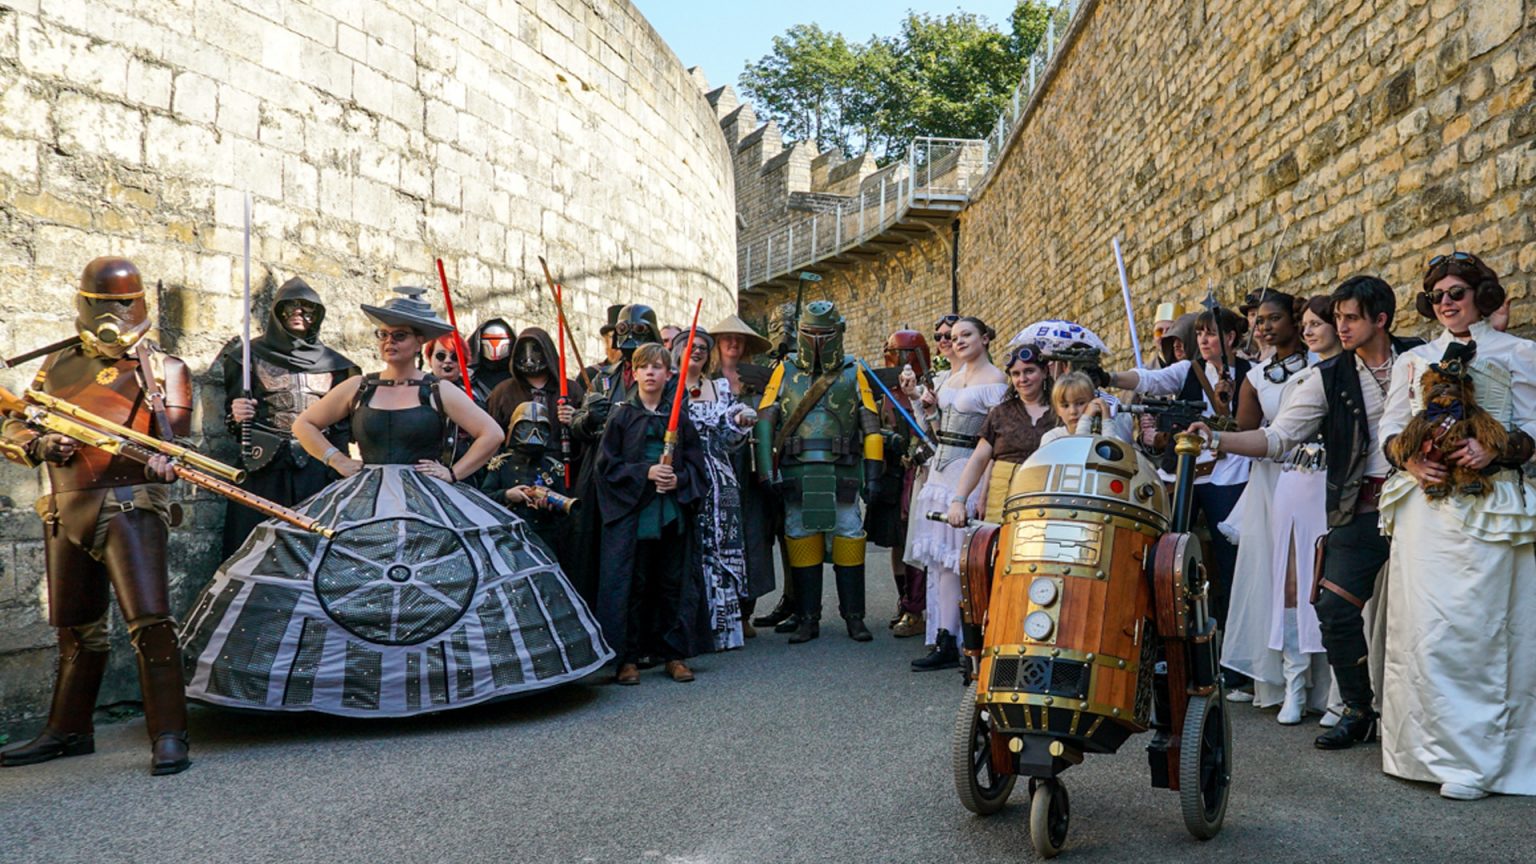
1424, 284, 1470, 306
432, 351, 455, 362
374, 329, 414, 343
1427, 251, 1475, 269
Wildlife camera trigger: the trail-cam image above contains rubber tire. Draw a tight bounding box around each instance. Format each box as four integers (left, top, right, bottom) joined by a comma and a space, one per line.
952, 681, 1016, 815
1028, 779, 1070, 859
1179, 692, 1232, 840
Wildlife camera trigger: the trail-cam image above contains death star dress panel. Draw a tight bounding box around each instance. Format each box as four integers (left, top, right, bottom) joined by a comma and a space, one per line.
181, 465, 612, 717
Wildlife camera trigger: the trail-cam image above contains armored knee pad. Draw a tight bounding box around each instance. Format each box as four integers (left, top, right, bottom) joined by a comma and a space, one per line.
785, 533, 826, 567
830, 534, 866, 567
66, 616, 112, 654
128, 617, 179, 669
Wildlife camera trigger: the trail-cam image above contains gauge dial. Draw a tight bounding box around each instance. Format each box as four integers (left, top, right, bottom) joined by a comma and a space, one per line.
1024, 610, 1055, 641
1028, 578, 1058, 606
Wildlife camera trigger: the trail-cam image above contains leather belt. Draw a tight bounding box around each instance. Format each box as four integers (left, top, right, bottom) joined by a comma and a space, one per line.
934, 432, 980, 449
782, 437, 856, 456
1354, 476, 1386, 514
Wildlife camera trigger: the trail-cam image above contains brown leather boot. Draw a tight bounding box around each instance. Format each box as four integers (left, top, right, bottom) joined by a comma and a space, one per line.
1, 628, 107, 767
131, 620, 190, 776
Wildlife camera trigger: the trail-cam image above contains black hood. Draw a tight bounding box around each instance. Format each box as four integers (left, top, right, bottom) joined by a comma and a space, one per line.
512, 327, 561, 384
470, 317, 514, 371
252, 278, 356, 373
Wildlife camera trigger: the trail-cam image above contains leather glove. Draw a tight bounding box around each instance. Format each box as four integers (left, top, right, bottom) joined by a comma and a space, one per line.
1084, 365, 1111, 388
862, 461, 883, 502
578, 392, 610, 429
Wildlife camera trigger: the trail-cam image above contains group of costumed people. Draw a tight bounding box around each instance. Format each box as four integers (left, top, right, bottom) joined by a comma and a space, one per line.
1, 252, 1531, 806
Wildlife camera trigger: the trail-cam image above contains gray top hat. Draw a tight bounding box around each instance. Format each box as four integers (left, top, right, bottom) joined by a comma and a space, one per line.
361, 286, 454, 338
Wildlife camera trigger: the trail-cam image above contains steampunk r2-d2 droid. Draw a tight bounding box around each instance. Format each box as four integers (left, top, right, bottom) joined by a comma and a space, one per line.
940, 431, 1231, 857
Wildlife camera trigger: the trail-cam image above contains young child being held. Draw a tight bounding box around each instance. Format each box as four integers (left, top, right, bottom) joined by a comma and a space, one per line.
1039, 371, 1120, 446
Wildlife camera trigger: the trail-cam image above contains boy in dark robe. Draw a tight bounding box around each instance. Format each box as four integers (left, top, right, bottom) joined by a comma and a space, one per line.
595, 343, 709, 685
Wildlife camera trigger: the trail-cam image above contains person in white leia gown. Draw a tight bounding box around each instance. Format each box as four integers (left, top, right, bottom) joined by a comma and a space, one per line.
1376, 251, 1536, 801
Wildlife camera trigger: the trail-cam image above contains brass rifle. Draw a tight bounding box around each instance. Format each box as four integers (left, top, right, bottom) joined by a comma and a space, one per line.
0, 386, 335, 538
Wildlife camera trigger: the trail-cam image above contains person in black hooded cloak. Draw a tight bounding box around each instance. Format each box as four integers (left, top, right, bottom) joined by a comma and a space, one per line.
220, 277, 360, 557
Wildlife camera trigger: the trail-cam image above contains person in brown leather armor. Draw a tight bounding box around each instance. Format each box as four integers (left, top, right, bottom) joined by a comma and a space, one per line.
0, 257, 193, 775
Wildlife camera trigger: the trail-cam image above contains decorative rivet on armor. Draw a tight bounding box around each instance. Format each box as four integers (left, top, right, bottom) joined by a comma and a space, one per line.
1009, 737, 1023, 753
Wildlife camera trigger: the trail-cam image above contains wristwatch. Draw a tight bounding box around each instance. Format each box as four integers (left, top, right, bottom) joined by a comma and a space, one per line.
1209, 430, 1222, 453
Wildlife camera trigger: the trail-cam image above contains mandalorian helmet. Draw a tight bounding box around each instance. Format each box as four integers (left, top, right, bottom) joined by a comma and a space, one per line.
794, 300, 845, 373
509, 401, 551, 453
614, 304, 660, 356
513, 337, 548, 375
883, 328, 930, 374
477, 322, 512, 363
76, 257, 151, 358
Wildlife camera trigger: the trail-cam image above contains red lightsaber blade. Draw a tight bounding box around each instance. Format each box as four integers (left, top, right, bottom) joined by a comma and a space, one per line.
435, 258, 474, 399
661, 298, 703, 467
556, 281, 572, 487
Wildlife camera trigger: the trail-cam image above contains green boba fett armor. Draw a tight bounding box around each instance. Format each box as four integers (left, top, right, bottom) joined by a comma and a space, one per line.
754, 300, 883, 533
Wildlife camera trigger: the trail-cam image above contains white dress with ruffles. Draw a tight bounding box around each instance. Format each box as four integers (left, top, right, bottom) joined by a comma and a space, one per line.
1377, 321, 1536, 795
904, 381, 1008, 644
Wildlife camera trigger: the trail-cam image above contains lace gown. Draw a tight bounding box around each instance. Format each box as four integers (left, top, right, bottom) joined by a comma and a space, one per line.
904, 380, 1008, 643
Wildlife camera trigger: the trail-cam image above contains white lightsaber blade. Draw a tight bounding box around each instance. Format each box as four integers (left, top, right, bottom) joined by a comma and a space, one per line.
1112, 236, 1144, 369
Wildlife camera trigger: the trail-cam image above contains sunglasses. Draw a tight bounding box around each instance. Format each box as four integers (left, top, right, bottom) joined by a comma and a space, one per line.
374, 329, 414, 343
1423, 284, 1470, 306
933, 331, 953, 343
277, 302, 318, 320
1427, 251, 1475, 269
432, 351, 456, 362
1263, 352, 1306, 384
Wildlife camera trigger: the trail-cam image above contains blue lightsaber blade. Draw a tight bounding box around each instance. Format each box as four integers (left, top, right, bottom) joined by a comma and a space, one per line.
856, 358, 938, 454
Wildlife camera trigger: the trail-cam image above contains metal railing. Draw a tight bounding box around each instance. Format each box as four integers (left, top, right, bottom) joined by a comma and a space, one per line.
738, 1, 1084, 291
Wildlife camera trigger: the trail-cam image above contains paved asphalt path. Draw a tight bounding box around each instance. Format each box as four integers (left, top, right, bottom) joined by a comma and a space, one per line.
0, 556, 1529, 863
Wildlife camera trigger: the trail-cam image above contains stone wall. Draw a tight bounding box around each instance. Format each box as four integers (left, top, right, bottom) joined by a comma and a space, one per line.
735, 1, 1536, 368
0, 0, 735, 735
960, 0, 1536, 364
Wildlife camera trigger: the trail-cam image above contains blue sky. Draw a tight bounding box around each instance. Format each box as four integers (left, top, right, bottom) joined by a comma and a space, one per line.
634, 1, 1024, 93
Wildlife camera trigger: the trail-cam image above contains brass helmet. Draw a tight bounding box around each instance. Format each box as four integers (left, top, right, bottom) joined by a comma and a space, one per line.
794, 300, 845, 373
509, 400, 551, 452
76, 257, 151, 358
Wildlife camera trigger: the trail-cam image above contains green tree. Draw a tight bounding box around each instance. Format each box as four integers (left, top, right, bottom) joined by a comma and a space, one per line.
738, 24, 863, 153
738, 2, 1054, 162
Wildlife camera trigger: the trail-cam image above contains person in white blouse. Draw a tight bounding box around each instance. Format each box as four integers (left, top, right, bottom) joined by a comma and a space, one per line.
1375, 252, 1536, 801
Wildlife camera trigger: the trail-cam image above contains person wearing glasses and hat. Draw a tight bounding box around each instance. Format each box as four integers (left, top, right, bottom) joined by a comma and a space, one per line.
1372, 252, 1536, 800
0, 257, 194, 776
181, 286, 612, 718
219, 277, 361, 558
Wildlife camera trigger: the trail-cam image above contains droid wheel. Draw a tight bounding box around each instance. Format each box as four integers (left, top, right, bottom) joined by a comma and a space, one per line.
952, 682, 1015, 815
1179, 692, 1232, 839
1028, 778, 1070, 859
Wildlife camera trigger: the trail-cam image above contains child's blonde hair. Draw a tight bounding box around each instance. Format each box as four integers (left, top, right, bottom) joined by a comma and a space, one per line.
1051, 371, 1095, 409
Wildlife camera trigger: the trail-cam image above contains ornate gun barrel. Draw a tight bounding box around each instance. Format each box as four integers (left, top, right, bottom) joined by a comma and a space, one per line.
526, 485, 577, 515
22, 387, 245, 483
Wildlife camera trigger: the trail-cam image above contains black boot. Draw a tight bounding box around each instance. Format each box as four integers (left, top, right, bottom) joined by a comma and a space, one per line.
1, 629, 107, 768
132, 621, 191, 776
752, 593, 795, 629
788, 566, 822, 644
1315, 664, 1377, 750
912, 629, 959, 671
834, 564, 872, 642
1314, 706, 1378, 750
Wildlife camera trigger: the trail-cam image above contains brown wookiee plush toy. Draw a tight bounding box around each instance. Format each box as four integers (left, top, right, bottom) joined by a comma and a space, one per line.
1387, 341, 1507, 498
